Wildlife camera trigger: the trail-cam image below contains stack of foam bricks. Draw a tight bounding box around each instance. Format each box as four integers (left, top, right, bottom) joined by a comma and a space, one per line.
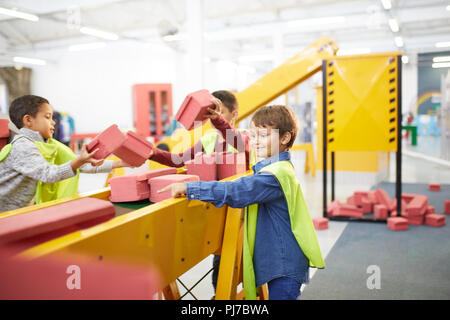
0, 119, 9, 151
326, 185, 449, 231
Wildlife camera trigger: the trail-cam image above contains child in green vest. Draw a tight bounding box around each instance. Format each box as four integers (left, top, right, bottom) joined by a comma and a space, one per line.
0, 95, 131, 213
159, 105, 324, 300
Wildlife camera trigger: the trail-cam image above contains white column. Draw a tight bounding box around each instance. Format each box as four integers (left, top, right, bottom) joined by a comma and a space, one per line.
185, 0, 204, 92
402, 53, 418, 114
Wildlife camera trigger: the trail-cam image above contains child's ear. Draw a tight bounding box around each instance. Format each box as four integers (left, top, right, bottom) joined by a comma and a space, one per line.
281, 132, 292, 146
22, 115, 33, 128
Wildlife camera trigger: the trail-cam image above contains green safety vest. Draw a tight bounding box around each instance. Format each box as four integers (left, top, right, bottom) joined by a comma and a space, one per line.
0, 137, 79, 204
200, 129, 257, 167
242, 160, 325, 300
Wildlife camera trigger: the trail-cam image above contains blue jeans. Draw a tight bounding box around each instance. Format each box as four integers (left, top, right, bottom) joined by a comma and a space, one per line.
267, 277, 302, 300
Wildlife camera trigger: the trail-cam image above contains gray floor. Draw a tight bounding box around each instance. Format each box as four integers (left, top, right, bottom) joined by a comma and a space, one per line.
76, 136, 450, 300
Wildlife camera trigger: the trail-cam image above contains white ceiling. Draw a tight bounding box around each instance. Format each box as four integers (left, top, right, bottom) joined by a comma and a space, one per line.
0, 0, 449, 65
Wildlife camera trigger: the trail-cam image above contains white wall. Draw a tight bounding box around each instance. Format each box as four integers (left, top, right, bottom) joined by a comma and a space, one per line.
401, 53, 418, 115
31, 41, 180, 133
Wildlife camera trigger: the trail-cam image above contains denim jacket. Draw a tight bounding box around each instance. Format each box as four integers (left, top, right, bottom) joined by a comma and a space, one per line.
185, 151, 309, 286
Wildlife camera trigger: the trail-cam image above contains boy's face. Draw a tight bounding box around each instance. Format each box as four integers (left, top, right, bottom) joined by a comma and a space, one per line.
249, 122, 280, 159
220, 105, 238, 125
23, 103, 56, 139
249, 121, 292, 159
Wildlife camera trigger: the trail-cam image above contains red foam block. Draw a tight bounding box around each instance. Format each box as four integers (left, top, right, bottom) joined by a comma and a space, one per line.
175, 90, 215, 130
0, 251, 161, 299
406, 195, 428, 216
387, 217, 408, 231
429, 184, 440, 191
426, 206, 435, 215
312, 217, 329, 230
217, 152, 247, 180
0, 138, 7, 151
425, 213, 446, 227
326, 200, 341, 216
0, 198, 115, 248
113, 131, 154, 167
333, 204, 363, 218
374, 204, 388, 220
109, 168, 177, 202
445, 200, 450, 215
391, 199, 407, 217
375, 189, 396, 211
87, 124, 127, 160
406, 215, 424, 225
185, 153, 217, 181
0, 119, 9, 138
148, 174, 200, 203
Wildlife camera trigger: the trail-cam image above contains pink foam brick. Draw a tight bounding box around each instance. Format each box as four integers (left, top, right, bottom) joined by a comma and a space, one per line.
405, 195, 428, 216
333, 204, 363, 218
0, 198, 115, 249
185, 153, 217, 181
387, 217, 408, 231
109, 168, 177, 202
148, 174, 200, 203
175, 90, 215, 130
312, 217, 328, 230
429, 184, 440, 191
0, 138, 7, 151
87, 124, 127, 160
425, 213, 446, 227
445, 200, 450, 215
112, 131, 153, 167
426, 206, 435, 215
326, 200, 341, 216
0, 119, 9, 138
375, 189, 396, 211
217, 152, 247, 180
374, 204, 388, 219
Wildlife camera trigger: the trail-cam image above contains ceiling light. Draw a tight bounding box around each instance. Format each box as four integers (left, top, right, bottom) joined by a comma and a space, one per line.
435, 41, 450, 48
69, 42, 107, 51
238, 54, 274, 63
433, 56, 450, 63
394, 36, 404, 47
432, 62, 450, 68
446, 5, 450, 11
0, 7, 39, 22
401, 56, 409, 64
162, 34, 184, 42
388, 18, 399, 32
79, 27, 119, 41
381, 0, 392, 10
13, 56, 46, 66
337, 48, 371, 55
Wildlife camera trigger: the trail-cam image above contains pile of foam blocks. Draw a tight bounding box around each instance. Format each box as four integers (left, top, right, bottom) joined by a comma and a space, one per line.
94, 89, 246, 203
312, 185, 449, 231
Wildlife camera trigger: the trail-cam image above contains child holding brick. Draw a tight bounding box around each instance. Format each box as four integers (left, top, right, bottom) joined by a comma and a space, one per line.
0, 95, 131, 212
149, 90, 252, 170
159, 105, 325, 300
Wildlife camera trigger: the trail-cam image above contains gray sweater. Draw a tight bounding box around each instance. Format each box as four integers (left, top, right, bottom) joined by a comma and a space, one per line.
0, 128, 113, 213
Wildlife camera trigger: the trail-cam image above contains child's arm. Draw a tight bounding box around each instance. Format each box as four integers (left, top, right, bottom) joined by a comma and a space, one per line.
148, 140, 204, 168
78, 159, 133, 173
158, 173, 284, 208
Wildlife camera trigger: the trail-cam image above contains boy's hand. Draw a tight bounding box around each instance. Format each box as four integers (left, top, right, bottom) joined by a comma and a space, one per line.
203, 97, 222, 121
157, 182, 187, 198
70, 144, 103, 171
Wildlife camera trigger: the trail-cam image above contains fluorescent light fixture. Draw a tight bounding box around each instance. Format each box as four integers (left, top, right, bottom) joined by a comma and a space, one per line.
432, 62, 450, 68
381, 0, 392, 10
394, 36, 404, 47
0, 7, 39, 21
446, 5, 450, 11
285, 16, 346, 28
79, 26, 119, 40
435, 41, 450, 48
337, 48, 371, 55
401, 55, 409, 64
13, 56, 46, 66
69, 42, 107, 51
388, 18, 399, 32
162, 34, 184, 42
433, 56, 450, 63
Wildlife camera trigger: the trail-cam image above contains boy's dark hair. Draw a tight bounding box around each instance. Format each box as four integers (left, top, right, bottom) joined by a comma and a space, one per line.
212, 90, 238, 113
9, 95, 49, 129
252, 105, 298, 149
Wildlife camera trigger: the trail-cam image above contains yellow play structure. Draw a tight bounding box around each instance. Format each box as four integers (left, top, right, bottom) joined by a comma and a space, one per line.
0, 37, 402, 299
